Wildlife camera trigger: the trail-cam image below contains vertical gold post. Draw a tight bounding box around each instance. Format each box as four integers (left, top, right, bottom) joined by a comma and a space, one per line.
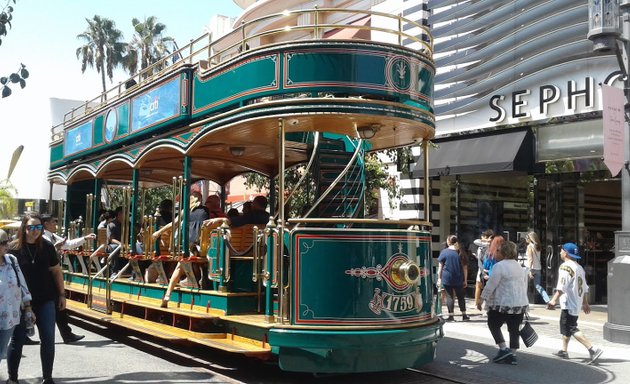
398, 13, 403, 46
314, 5, 319, 39
277, 118, 286, 323
178, 176, 184, 257
422, 140, 430, 222
171, 177, 177, 257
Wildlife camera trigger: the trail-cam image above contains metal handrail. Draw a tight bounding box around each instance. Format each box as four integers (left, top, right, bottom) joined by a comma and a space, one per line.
299, 138, 364, 222
50, 7, 433, 142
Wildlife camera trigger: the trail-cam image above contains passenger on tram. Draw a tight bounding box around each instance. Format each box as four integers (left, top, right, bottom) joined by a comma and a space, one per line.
242, 201, 252, 216
202, 195, 269, 229
157, 192, 210, 307
97, 210, 113, 229
107, 207, 125, 274
227, 208, 239, 218
145, 199, 173, 284
205, 195, 226, 219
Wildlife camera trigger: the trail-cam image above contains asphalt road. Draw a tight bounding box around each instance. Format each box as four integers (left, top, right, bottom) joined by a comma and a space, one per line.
5, 300, 629, 384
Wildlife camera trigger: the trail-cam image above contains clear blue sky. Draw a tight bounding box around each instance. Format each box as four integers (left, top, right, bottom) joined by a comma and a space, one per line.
0, 0, 243, 199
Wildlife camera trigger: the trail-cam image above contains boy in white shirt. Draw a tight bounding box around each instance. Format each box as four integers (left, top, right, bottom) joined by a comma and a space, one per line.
547, 242, 603, 364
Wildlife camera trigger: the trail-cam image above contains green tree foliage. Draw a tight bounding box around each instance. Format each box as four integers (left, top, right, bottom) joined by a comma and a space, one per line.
125, 16, 174, 76
104, 185, 172, 223
76, 15, 127, 94
0, 181, 17, 219
1, 0, 29, 98
243, 152, 400, 218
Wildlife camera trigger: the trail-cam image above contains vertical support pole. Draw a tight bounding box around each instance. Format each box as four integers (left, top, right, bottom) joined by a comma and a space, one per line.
241, 20, 246, 54
220, 184, 226, 212
277, 118, 286, 323
455, 176, 460, 236
63, 186, 71, 238
93, 179, 102, 235
314, 6, 319, 39
182, 156, 192, 257
422, 140, 430, 222
269, 178, 276, 217
398, 13, 403, 46
130, 169, 139, 255
264, 219, 276, 323
606, 0, 630, 344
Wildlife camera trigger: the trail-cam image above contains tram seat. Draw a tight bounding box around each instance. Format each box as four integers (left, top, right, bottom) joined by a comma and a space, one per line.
226, 224, 256, 257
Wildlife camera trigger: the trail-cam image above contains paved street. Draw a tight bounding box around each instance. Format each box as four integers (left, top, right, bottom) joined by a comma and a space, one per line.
5, 299, 629, 384
422, 299, 630, 384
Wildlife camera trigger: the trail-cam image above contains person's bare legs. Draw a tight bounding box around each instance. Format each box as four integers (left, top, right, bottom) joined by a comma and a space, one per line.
161, 264, 182, 308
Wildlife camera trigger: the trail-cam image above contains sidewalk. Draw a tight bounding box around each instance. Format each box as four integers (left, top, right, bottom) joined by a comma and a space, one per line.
420, 298, 630, 384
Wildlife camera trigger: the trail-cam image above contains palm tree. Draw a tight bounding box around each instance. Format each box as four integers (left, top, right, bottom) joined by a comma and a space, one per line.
76, 15, 127, 94
125, 16, 174, 76
0, 182, 17, 219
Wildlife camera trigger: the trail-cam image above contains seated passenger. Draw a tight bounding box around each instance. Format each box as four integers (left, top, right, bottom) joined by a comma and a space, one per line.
227, 208, 239, 218
159, 192, 209, 307
205, 195, 226, 219
203, 195, 269, 229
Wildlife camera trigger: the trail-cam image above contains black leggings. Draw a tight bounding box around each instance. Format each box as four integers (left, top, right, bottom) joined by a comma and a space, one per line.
443, 284, 466, 315
487, 310, 524, 349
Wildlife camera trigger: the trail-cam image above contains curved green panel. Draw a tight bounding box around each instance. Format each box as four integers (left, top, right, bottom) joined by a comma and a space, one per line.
291, 229, 433, 326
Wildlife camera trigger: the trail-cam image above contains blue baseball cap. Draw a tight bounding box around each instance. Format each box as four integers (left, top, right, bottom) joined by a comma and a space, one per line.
562, 243, 581, 259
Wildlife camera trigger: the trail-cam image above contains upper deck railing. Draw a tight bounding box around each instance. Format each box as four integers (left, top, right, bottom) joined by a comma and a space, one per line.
50, 7, 433, 143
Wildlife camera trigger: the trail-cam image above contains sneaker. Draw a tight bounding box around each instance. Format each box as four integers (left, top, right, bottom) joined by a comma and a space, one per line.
588, 348, 603, 364
446, 316, 455, 322
462, 315, 470, 322
505, 354, 518, 365
42, 379, 55, 384
553, 350, 569, 359
493, 348, 513, 363
62, 333, 85, 344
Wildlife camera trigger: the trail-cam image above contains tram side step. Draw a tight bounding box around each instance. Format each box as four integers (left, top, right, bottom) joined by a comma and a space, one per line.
64, 280, 225, 319
66, 300, 271, 357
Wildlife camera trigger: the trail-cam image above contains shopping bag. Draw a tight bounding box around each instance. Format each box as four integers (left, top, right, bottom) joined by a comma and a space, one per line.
520, 314, 538, 347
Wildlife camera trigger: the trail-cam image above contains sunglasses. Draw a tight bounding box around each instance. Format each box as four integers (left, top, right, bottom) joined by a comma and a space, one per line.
0, 240, 8, 246
26, 224, 44, 231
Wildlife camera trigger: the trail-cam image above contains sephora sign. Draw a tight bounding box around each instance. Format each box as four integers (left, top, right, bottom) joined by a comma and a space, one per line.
489, 72, 621, 123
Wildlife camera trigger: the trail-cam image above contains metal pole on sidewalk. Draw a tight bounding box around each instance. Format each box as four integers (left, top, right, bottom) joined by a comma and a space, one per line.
588, 0, 630, 344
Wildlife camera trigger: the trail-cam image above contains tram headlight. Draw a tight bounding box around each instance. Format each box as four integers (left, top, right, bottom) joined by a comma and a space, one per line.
394, 261, 421, 284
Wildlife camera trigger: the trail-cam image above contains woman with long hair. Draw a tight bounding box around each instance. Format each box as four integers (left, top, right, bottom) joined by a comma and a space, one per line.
526, 231, 550, 303
7, 212, 66, 384
0, 229, 33, 365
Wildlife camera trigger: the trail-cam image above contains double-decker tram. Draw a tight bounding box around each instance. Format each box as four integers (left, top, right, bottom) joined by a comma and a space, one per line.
48, 8, 442, 373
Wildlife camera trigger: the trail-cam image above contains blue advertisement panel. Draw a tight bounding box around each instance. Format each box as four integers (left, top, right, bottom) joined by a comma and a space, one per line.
131, 77, 180, 132
64, 121, 93, 157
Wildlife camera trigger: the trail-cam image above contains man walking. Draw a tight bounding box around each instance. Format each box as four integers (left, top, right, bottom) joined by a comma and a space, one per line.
41, 214, 94, 343
547, 242, 602, 364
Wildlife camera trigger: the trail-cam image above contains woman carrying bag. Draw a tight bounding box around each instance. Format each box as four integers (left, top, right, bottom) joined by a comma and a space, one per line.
0, 229, 34, 364
476, 240, 529, 366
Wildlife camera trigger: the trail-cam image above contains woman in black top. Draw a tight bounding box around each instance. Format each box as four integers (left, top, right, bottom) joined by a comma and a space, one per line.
7, 212, 66, 384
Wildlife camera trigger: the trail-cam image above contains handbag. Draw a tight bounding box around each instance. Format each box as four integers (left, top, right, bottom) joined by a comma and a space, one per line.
520, 313, 538, 347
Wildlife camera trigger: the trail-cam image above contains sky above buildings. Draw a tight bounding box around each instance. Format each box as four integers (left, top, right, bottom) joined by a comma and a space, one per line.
0, 0, 242, 199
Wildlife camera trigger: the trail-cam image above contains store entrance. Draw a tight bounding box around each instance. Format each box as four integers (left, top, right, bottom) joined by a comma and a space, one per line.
539, 176, 620, 304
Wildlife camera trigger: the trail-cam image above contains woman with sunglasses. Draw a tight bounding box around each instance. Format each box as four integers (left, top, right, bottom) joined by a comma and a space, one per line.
0, 229, 33, 366
6, 212, 66, 384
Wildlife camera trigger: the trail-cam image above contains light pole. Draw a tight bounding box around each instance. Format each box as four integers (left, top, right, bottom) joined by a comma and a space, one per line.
588, 0, 630, 345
